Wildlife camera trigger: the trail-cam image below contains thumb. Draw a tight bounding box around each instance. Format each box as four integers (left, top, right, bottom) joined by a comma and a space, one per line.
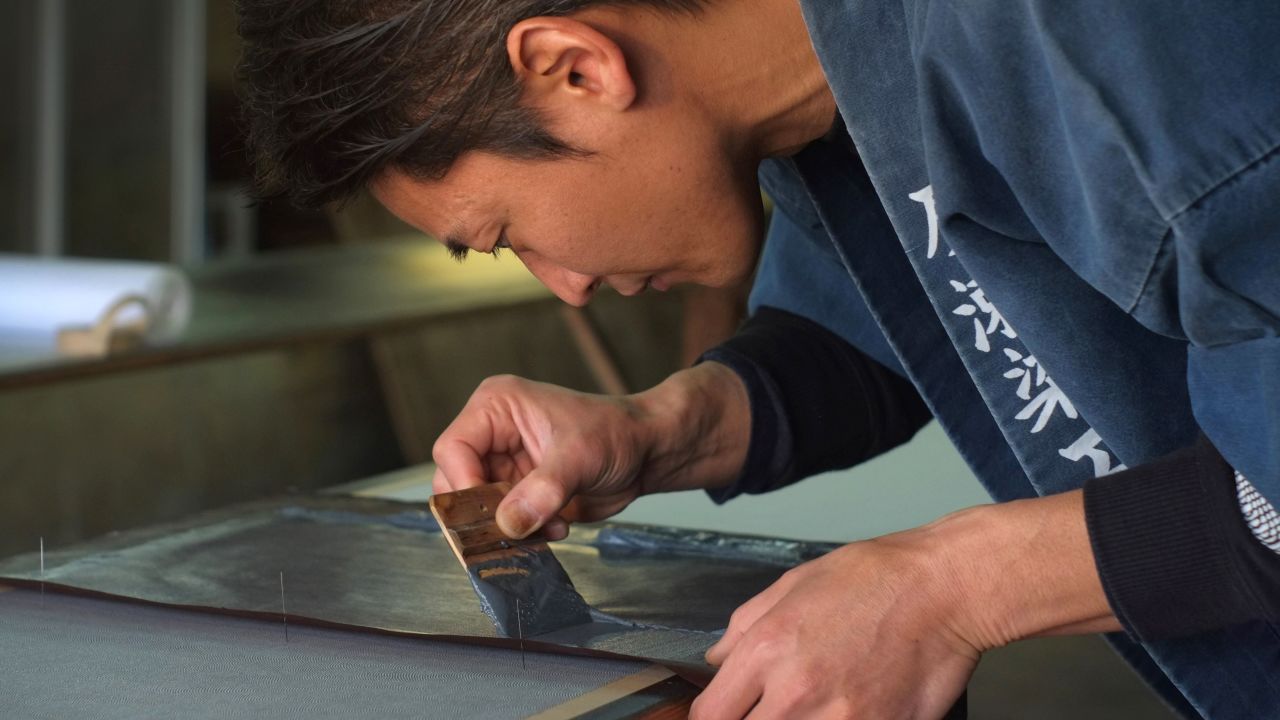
498, 467, 578, 539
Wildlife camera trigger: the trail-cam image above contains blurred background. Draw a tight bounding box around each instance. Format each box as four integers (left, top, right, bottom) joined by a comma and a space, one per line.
0, 0, 985, 554
0, 4, 1170, 716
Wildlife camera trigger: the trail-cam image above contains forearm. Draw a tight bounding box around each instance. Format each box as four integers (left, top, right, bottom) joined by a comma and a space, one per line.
930, 438, 1280, 651
630, 361, 751, 495
926, 490, 1120, 653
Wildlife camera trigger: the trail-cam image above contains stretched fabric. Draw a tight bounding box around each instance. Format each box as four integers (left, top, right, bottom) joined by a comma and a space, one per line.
0, 496, 836, 679
0, 586, 650, 720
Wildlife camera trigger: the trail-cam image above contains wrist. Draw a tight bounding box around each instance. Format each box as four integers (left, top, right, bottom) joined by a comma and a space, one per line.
629, 362, 750, 495
925, 491, 1120, 653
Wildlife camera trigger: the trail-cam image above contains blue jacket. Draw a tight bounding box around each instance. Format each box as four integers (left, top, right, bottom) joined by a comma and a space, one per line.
748, 2, 1280, 716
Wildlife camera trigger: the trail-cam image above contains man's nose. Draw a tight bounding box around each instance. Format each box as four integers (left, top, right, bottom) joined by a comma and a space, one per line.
522, 255, 598, 307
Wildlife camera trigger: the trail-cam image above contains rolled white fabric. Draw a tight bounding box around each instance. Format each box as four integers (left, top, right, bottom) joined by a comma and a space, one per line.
0, 255, 193, 346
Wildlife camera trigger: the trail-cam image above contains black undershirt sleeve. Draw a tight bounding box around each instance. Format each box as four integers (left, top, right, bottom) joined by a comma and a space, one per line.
696, 305, 932, 503
1085, 436, 1280, 640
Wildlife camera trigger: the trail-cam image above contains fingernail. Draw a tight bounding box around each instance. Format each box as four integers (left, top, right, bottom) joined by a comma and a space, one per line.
499, 499, 536, 538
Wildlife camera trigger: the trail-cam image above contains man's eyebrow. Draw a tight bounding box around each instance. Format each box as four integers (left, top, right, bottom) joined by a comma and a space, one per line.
444, 232, 470, 262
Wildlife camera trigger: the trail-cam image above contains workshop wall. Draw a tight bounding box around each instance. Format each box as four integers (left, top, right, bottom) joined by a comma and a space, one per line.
0, 291, 683, 559
0, 342, 400, 557
617, 422, 990, 543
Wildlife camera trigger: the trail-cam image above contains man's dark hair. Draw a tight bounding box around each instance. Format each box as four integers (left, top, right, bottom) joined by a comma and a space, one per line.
237, 0, 707, 208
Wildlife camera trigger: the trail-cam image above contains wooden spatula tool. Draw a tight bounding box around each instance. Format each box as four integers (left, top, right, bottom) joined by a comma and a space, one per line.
429, 482, 591, 637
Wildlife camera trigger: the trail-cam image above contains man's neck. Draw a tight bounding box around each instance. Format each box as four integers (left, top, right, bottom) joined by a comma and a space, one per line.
582, 0, 836, 160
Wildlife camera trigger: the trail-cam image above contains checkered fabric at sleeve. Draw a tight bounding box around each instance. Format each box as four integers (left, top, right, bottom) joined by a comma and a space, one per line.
1237, 471, 1280, 553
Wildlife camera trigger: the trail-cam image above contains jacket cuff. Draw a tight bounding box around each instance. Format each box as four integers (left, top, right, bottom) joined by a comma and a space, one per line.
1084, 436, 1278, 641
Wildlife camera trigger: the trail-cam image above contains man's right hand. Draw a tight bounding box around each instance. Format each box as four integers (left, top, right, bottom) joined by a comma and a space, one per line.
432, 362, 751, 540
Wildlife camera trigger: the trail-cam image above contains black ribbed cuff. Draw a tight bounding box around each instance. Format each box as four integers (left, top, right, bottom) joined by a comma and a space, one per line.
1085, 436, 1278, 641
697, 307, 931, 505
697, 346, 793, 504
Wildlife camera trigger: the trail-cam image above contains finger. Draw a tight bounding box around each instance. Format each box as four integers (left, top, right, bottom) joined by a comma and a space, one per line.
690, 649, 763, 720
432, 467, 454, 495
543, 517, 570, 541
486, 454, 525, 486
437, 462, 568, 539
513, 449, 536, 479
742, 688, 811, 720
560, 496, 587, 524
497, 466, 578, 539
706, 577, 794, 666
433, 431, 489, 489
434, 381, 537, 490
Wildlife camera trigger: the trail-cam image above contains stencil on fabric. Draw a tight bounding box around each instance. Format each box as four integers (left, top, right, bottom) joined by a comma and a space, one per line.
0, 495, 827, 675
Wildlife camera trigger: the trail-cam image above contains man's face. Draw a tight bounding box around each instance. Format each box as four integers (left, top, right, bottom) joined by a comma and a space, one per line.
372, 121, 765, 306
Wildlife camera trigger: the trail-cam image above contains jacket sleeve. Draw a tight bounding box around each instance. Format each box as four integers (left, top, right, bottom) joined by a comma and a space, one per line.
1172, 143, 1280, 513
1086, 143, 1280, 640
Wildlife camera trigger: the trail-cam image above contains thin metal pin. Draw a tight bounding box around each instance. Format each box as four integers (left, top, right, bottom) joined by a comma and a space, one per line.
517, 597, 526, 670
279, 571, 288, 643
39, 537, 45, 598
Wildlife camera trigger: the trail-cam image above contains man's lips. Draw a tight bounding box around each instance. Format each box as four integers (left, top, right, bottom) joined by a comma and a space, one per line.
613, 280, 646, 296
602, 275, 671, 295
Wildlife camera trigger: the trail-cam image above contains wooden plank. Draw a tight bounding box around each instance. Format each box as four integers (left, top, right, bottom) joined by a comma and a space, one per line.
525, 664, 700, 720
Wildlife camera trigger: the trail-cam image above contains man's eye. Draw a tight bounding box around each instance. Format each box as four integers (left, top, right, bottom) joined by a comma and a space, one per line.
446, 243, 470, 263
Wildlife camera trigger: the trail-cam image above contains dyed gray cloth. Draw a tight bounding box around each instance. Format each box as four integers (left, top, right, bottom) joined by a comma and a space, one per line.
0, 587, 646, 720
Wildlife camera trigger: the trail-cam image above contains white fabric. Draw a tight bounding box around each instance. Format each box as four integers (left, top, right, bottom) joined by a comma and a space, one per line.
0, 254, 192, 345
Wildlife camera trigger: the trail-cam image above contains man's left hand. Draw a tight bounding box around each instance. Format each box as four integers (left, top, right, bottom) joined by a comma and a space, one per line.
691, 523, 979, 720
690, 490, 1117, 719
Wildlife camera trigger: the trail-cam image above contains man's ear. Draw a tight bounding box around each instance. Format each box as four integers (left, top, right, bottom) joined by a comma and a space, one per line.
506, 17, 636, 113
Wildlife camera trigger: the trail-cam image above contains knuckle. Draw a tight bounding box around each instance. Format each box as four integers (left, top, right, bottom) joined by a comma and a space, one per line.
430, 435, 452, 461
743, 616, 798, 662
778, 565, 806, 586
775, 686, 809, 713
769, 667, 823, 715
726, 605, 753, 634
750, 618, 782, 647
748, 636, 779, 665
525, 475, 567, 504
790, 667, 823, 699
478, 373, 520, 393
